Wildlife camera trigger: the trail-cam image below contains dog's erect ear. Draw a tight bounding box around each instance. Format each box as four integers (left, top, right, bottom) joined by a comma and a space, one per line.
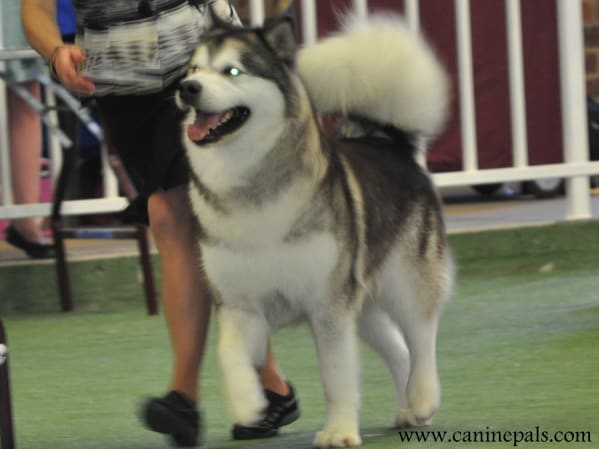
206, 2, 238, 31
261, 17, 297, 66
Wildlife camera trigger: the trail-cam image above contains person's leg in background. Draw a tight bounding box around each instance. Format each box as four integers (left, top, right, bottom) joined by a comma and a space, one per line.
6, 81, 54, 258
3, 0, 53, 258
9, 82, 42, 243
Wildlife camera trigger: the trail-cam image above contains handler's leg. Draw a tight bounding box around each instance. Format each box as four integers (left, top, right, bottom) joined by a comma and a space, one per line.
148, 186, 208, 403
143, 186, 299, 446
143, 186, 207, 447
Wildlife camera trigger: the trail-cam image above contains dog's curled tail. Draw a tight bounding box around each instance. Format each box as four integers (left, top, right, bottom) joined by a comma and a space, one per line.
297, 13, 450, 139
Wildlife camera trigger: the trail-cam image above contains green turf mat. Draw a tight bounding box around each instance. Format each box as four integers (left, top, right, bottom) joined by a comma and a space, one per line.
1, 222, 598, 448
0, 256, 160, 315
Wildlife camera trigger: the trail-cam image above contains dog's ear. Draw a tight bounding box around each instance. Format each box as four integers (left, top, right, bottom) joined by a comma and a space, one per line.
206, 2, 239, 31
261, 16, 297, 66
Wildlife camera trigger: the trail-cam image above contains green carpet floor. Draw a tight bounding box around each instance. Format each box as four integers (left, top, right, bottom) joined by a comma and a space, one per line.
1, 221, 598, 448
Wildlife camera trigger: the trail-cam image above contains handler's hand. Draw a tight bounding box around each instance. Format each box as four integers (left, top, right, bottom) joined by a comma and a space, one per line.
52, 45, 95, 95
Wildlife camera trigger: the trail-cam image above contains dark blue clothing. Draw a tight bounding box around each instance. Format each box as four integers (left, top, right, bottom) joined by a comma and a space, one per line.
57, 0, 77, 36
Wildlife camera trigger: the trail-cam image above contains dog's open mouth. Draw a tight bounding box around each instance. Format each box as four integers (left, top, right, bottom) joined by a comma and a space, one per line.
187, 107, 250, 145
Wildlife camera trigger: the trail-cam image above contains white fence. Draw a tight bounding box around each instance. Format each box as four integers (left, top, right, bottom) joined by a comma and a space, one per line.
1, 0, 599, 225
0, 49, 125, 221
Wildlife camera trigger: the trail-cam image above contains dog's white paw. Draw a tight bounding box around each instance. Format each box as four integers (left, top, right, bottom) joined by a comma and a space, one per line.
313, 427, 362, 448
228, 384, 267, 425
408, 375, 440, 423
395, 408, 432, 428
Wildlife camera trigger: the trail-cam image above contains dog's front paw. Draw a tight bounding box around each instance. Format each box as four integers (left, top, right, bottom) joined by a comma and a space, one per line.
395, 408, 432, 428
227, 382, 268, 425
408, 375, 440, 423
233, 399, 267, 426
313, 427, 362, 448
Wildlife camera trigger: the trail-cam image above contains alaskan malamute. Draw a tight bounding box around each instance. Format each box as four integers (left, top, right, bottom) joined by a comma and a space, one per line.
177, 11, 453, 448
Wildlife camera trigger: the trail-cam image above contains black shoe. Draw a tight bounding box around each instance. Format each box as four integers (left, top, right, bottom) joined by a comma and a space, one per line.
141, 391, 200, 447
231, 383, 300, 440
5, 225, 55, 259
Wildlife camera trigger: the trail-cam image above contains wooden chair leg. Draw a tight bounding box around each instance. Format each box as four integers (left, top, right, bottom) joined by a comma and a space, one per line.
51, 221, 73, 312
0, 320, 16, 449
136, 226, 158, 315
50, 129, 77, 313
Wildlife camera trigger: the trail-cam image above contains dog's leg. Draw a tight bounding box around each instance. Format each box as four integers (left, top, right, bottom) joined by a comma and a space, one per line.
217, 306, 269, 425
311, 310, 362, 448
380, 255, 451, 425
398, 311, 440, 425
357, 300, 419, 428
383, 290, 445, 424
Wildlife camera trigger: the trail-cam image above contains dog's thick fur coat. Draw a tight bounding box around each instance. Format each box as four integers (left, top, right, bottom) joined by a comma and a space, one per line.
178, 12, 453, 448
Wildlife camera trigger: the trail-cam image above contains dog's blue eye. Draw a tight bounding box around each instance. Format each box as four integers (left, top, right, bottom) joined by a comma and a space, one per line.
224, 66, 241, 77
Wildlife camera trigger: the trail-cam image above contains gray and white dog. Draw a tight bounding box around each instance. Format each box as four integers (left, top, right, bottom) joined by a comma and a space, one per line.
177, 11, 453, 448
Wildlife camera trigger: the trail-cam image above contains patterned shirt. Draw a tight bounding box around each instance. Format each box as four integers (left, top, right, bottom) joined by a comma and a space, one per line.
74, 0, 237, 95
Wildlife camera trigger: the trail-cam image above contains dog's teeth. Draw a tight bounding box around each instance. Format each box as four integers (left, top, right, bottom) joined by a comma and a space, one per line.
220, 111, 233, 124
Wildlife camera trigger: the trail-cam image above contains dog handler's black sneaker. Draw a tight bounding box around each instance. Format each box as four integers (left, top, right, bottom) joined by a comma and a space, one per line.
231, 384, 300, 440
142, 391, 200, 447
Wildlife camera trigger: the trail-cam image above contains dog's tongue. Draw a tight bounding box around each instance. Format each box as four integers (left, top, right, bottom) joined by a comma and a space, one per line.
187, 112, 225, 142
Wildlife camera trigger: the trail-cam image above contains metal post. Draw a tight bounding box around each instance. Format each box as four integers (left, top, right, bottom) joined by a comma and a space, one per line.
506, 0, 528, 168
404, 0, 426, 166
557, 0, 592, 220
404, 0, 420, 33
101, 143, 119, 198
455, 0, 478, 172
0, 320, 16, 449
301, 0, 318, 46
352, 0, 368, 19
249, 0, 265, 26
0, 7, 14, 210
44, 82, 64, 182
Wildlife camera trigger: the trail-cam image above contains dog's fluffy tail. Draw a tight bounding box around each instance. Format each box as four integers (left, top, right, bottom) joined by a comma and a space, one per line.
297, 13, 450, 139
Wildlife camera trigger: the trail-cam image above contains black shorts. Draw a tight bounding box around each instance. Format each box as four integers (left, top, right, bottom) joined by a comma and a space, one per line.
95, 85, 189, 210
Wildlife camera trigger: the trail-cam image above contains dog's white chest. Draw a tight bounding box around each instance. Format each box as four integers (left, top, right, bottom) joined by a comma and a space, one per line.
201, 232, 338, 313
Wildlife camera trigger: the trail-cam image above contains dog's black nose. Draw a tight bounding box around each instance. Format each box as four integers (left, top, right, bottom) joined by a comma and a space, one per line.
179, 80, 202, 105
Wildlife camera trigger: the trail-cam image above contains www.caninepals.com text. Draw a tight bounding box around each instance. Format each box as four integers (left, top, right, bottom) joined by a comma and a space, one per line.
397, 427, 592, 446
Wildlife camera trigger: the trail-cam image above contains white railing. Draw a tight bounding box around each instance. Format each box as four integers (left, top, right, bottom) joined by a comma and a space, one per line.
0, 55, 126, 222
283, 0, 599, 221
1, 0, 598, 225
439, 0, 598, 220
0, 53, 126, 221
428, 0, 598, 220
0, 0, 125, 222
